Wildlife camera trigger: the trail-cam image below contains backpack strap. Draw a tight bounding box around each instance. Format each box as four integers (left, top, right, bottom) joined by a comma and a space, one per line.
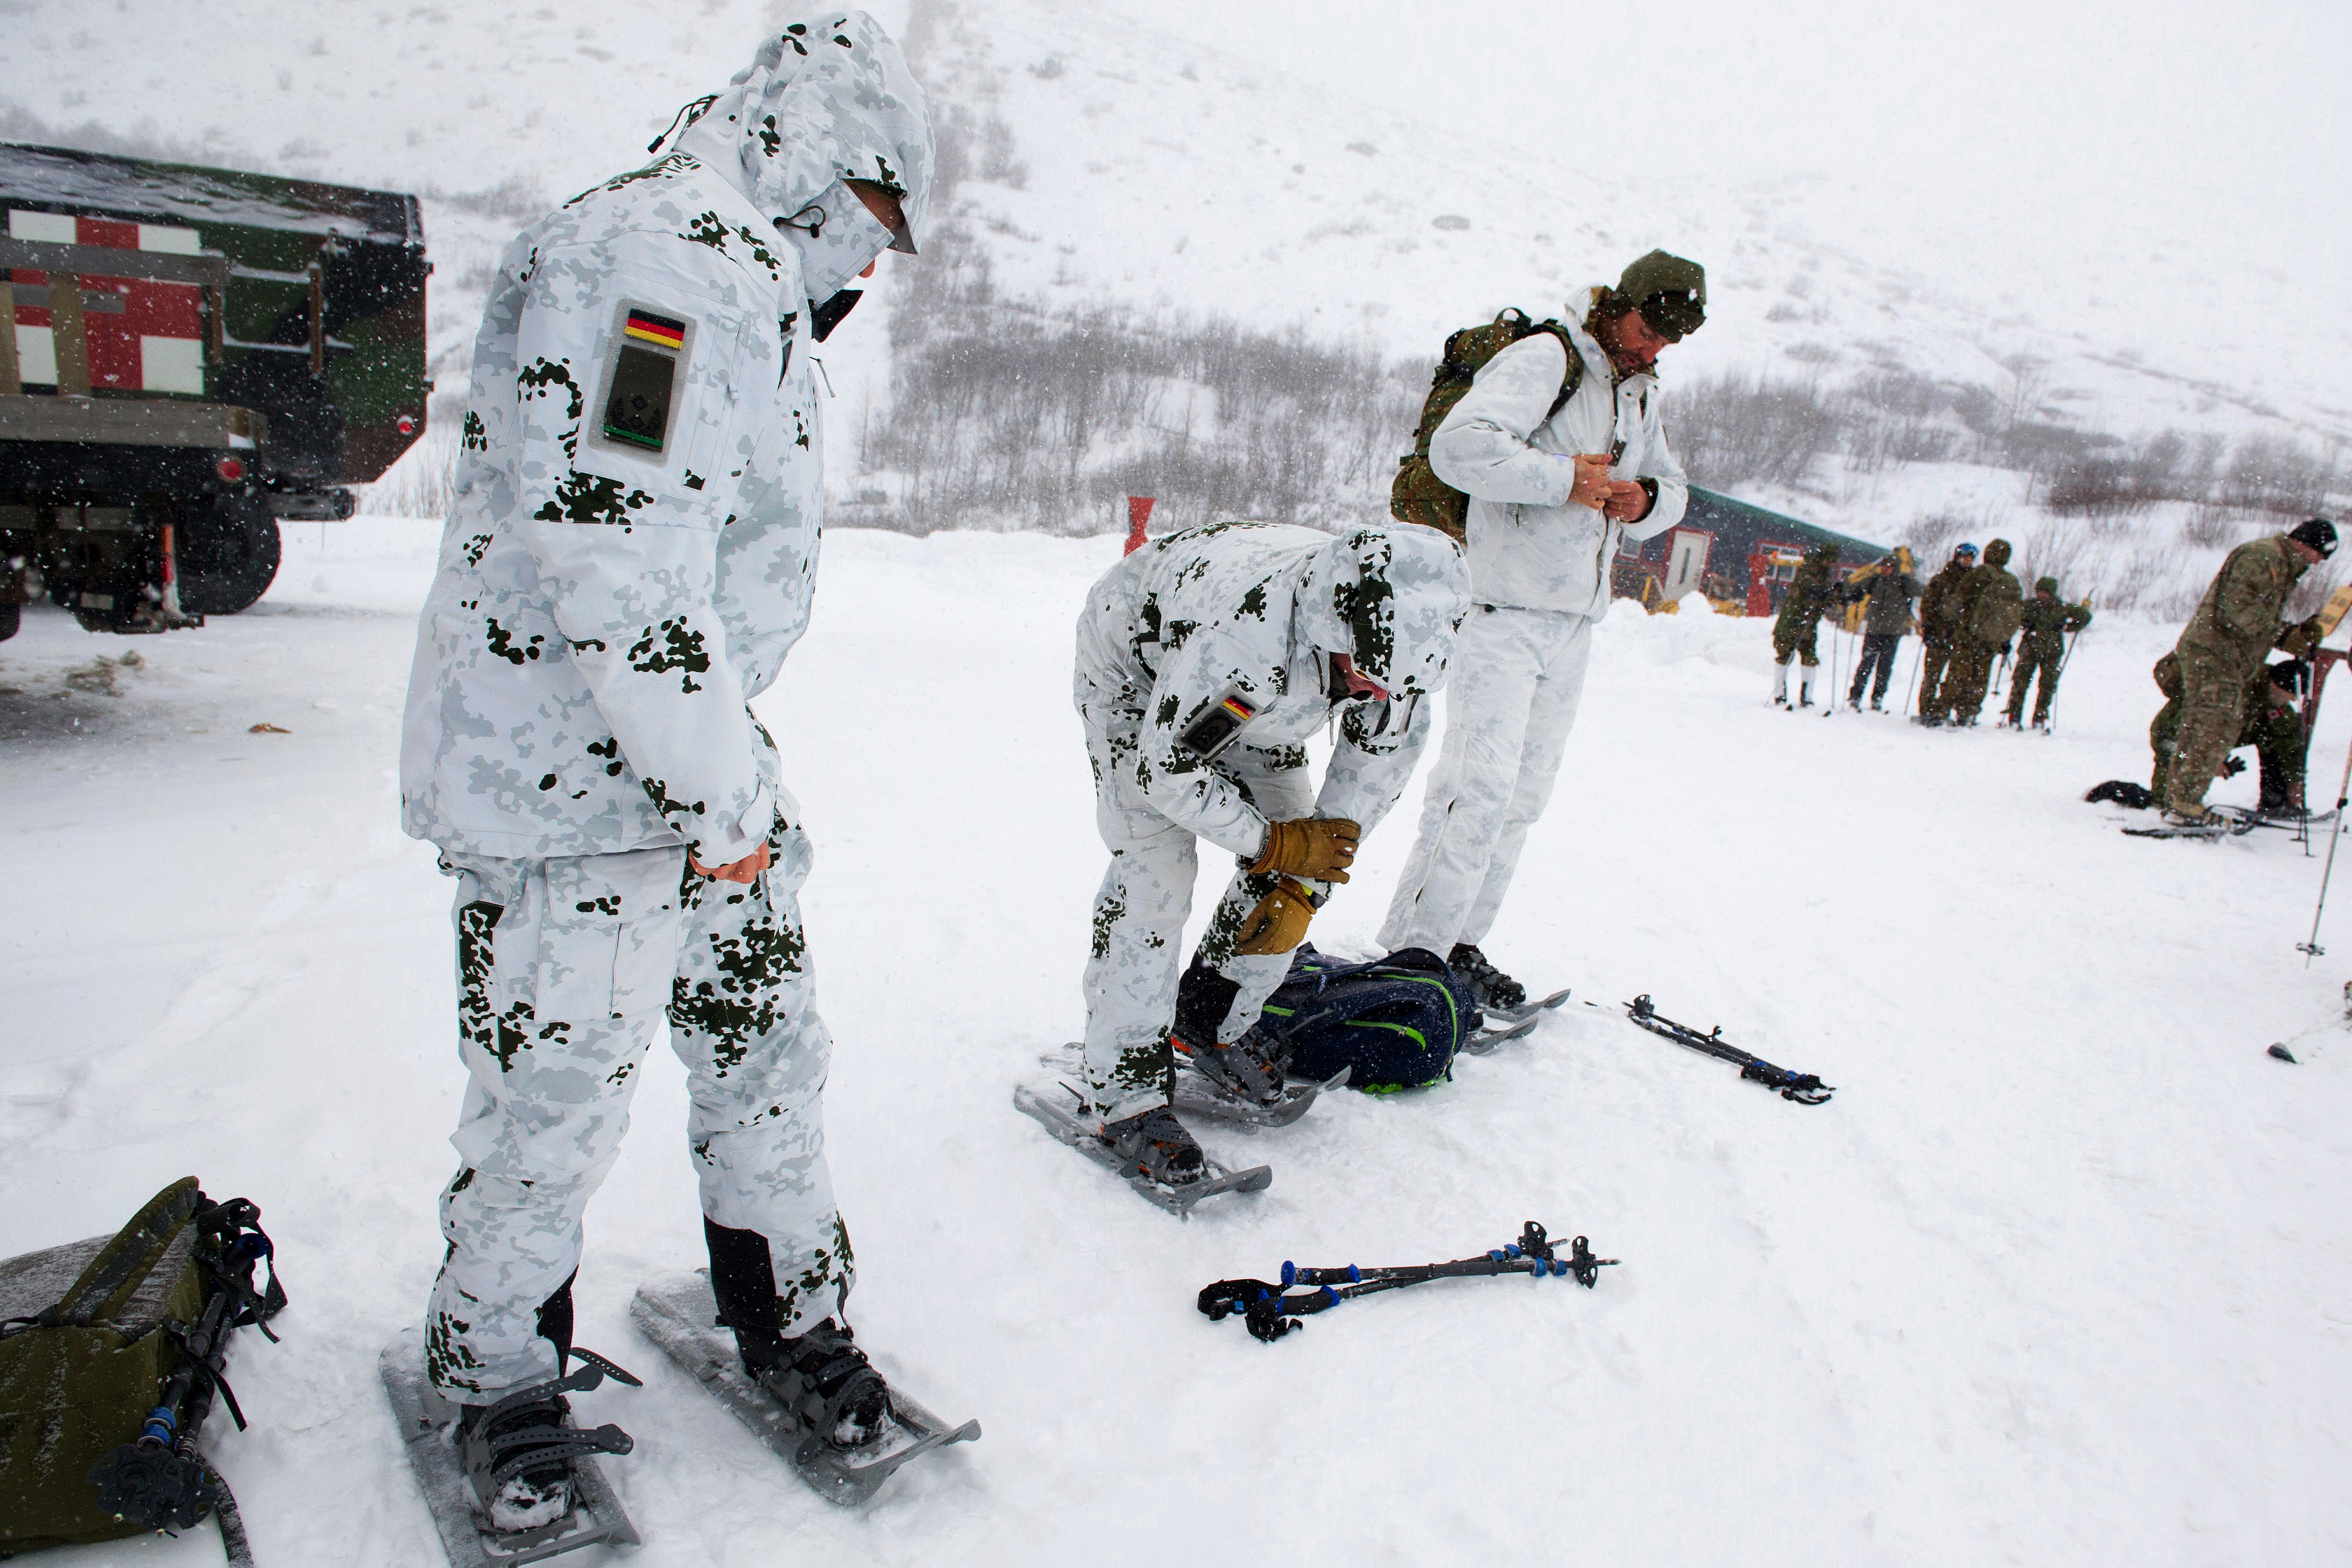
1530, 321, 1585, 425
35, 1177, 204, 1329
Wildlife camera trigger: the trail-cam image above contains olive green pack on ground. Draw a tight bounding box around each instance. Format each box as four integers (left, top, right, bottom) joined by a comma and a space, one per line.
0, 1177, 284, 1560
1390, 307, 1585, 542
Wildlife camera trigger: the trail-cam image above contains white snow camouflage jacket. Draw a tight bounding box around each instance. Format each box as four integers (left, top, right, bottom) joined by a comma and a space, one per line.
400, 13, 931, 864
1431, 288, 1688, 618
1075, 522, 1472, 859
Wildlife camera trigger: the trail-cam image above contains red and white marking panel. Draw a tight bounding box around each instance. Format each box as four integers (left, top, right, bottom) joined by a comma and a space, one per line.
9, 209, 206, 394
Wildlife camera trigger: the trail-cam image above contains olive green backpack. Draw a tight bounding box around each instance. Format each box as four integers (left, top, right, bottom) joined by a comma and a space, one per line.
0, 1178, 284, 1563
1389, 307, 1585, 542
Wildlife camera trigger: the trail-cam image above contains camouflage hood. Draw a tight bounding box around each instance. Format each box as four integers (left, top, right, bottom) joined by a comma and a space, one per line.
670, 12, 934, 282
1295, 528, 1471, 697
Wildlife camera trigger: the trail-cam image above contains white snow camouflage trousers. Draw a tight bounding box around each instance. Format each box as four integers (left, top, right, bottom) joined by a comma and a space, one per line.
1082, 722, 1318, 1126
424, 825, 846, 1399
1381, 606, 1595, 956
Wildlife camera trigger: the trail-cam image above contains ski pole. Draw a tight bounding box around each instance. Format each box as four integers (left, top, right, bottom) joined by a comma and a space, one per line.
1903, 642, 1923, 717
2298, 724, 2352, 964
1197, 1222, 1617, 1343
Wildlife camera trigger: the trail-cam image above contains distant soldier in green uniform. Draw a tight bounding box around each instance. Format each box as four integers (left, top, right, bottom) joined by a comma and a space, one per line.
1920, 538, 2021, 727
2150, 654, 2311, 814
1914, 542, 1976, 715
1845, 550, 1918, 711
2002, 577, 2094, 729
1770, 541, 1853, 708
2161, 517, 2336, 827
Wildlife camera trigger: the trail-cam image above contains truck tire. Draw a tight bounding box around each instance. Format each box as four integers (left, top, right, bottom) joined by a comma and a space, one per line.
179, 501, 282, 616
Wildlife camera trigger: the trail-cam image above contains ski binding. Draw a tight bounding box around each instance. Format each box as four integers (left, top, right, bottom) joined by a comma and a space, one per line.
1014, 1080, 1272, 1215
380, 1334, 641, 1568
628, 1270, 978, 1507
1173, 1062, 1348, 1126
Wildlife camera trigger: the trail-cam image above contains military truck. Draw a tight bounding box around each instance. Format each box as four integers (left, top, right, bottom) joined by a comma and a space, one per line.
0, 142, 428, 641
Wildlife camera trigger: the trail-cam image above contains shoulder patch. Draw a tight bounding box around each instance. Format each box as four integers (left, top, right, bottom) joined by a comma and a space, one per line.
1178, 690, 1256, 761
587, 302, 697, 463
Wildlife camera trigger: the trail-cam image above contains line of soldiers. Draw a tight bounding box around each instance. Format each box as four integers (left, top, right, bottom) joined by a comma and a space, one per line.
1768, 536, 2094, 727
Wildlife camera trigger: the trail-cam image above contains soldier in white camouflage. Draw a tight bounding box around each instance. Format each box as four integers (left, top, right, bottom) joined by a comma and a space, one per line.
1074, 522, 1469, 1184
1378, 253, 1700, 1008
396, 12, 931, 1530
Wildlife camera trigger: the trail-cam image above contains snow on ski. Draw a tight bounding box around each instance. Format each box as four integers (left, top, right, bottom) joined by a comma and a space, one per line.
379, 1336, 639, 1568
629, 1270, 979, 1508
1013, 1082, 1272, 1216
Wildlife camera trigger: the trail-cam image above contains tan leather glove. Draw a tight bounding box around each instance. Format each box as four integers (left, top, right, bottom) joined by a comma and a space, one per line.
1250, 817, 1360, 883
1234, 877, 1320, 957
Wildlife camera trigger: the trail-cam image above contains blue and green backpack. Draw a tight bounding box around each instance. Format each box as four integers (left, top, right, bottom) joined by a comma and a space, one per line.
1254, 945, 1477, 1093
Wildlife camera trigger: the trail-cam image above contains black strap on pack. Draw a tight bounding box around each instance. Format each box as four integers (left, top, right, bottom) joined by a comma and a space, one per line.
1624, 995, 1834, 1105
1197, 1222, 1617, 1344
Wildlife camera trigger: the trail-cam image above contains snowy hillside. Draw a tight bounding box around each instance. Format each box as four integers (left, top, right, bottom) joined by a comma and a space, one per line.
8, 527, 2352, 1564
4, 0, 2345, 558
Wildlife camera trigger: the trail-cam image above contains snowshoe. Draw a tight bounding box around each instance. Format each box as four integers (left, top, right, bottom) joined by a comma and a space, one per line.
1013, 1082, 1271, 1215
1447, 943, 1525, 1013
630, 1270, 978, 1507
2124, 805, 2254, 839
1460, 987, 1571, 1054
1171, 1029, 1347, 1127
381, 1334, 641, 1568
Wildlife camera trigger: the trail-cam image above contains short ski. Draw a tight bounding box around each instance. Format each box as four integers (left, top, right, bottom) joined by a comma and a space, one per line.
628, 1270, 978, 1507
1014, 1081, 1271, 1215
380, 1335, 640, 1568
1042, 1041, 1341, 1128
1623, 993, 1833, 1104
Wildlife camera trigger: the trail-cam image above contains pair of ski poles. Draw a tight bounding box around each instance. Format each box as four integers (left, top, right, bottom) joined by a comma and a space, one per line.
2300, 720, 2352, 965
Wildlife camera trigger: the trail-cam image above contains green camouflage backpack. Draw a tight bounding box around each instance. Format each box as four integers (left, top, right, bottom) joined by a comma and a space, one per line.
0, 1178, 284, 1561
1389, 307, 1585, 542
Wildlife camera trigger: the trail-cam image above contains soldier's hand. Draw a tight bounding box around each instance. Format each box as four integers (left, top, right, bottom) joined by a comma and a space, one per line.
2000, 641, 2012, 657
1567, 454, 1614, 510
1233, 878, 1319, 956
1252, 817, 1360, 883
1601, 480, 1650, 521
690, 842, 773, 884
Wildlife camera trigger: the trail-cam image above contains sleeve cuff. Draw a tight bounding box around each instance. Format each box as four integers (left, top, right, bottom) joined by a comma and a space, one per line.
690, 782, 777, 864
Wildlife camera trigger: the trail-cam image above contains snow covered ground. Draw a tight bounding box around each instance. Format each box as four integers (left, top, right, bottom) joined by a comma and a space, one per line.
8, 520, 2352, 1565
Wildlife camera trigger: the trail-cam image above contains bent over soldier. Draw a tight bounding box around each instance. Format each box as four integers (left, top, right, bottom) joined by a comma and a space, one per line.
1074, 522, 1468, 1187
2160, 517, 2336, 827
397, 15, 935, 1532
2003, 577, 2093, 729
2150, 653, 2311, 813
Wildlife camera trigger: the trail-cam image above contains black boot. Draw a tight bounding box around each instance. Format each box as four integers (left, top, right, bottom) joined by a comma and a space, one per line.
1173, 1026, 1291, 1108
1447, 943, 1526, 1012
738, 1318, 893, 1450
1100, 1102, 1207, 1187
455, 1353, 639, 1534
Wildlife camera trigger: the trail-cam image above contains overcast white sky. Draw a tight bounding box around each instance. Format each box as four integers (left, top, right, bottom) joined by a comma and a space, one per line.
1093, 0, 2350, 306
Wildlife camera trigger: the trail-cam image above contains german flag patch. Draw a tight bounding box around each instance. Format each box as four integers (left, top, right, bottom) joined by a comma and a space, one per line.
1179, 688, 1257, 761
624, 309, 687, 349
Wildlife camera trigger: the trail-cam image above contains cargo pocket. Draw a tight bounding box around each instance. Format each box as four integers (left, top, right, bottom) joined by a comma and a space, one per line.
537, 848, 686, 1021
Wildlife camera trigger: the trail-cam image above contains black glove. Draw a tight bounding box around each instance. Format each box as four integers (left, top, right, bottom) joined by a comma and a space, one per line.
2222, 756, 2248, 778
2000, 641, 2012, 657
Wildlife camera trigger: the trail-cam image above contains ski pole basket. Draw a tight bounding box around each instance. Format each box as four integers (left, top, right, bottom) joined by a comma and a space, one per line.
1197, 1221, 1617, 1343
